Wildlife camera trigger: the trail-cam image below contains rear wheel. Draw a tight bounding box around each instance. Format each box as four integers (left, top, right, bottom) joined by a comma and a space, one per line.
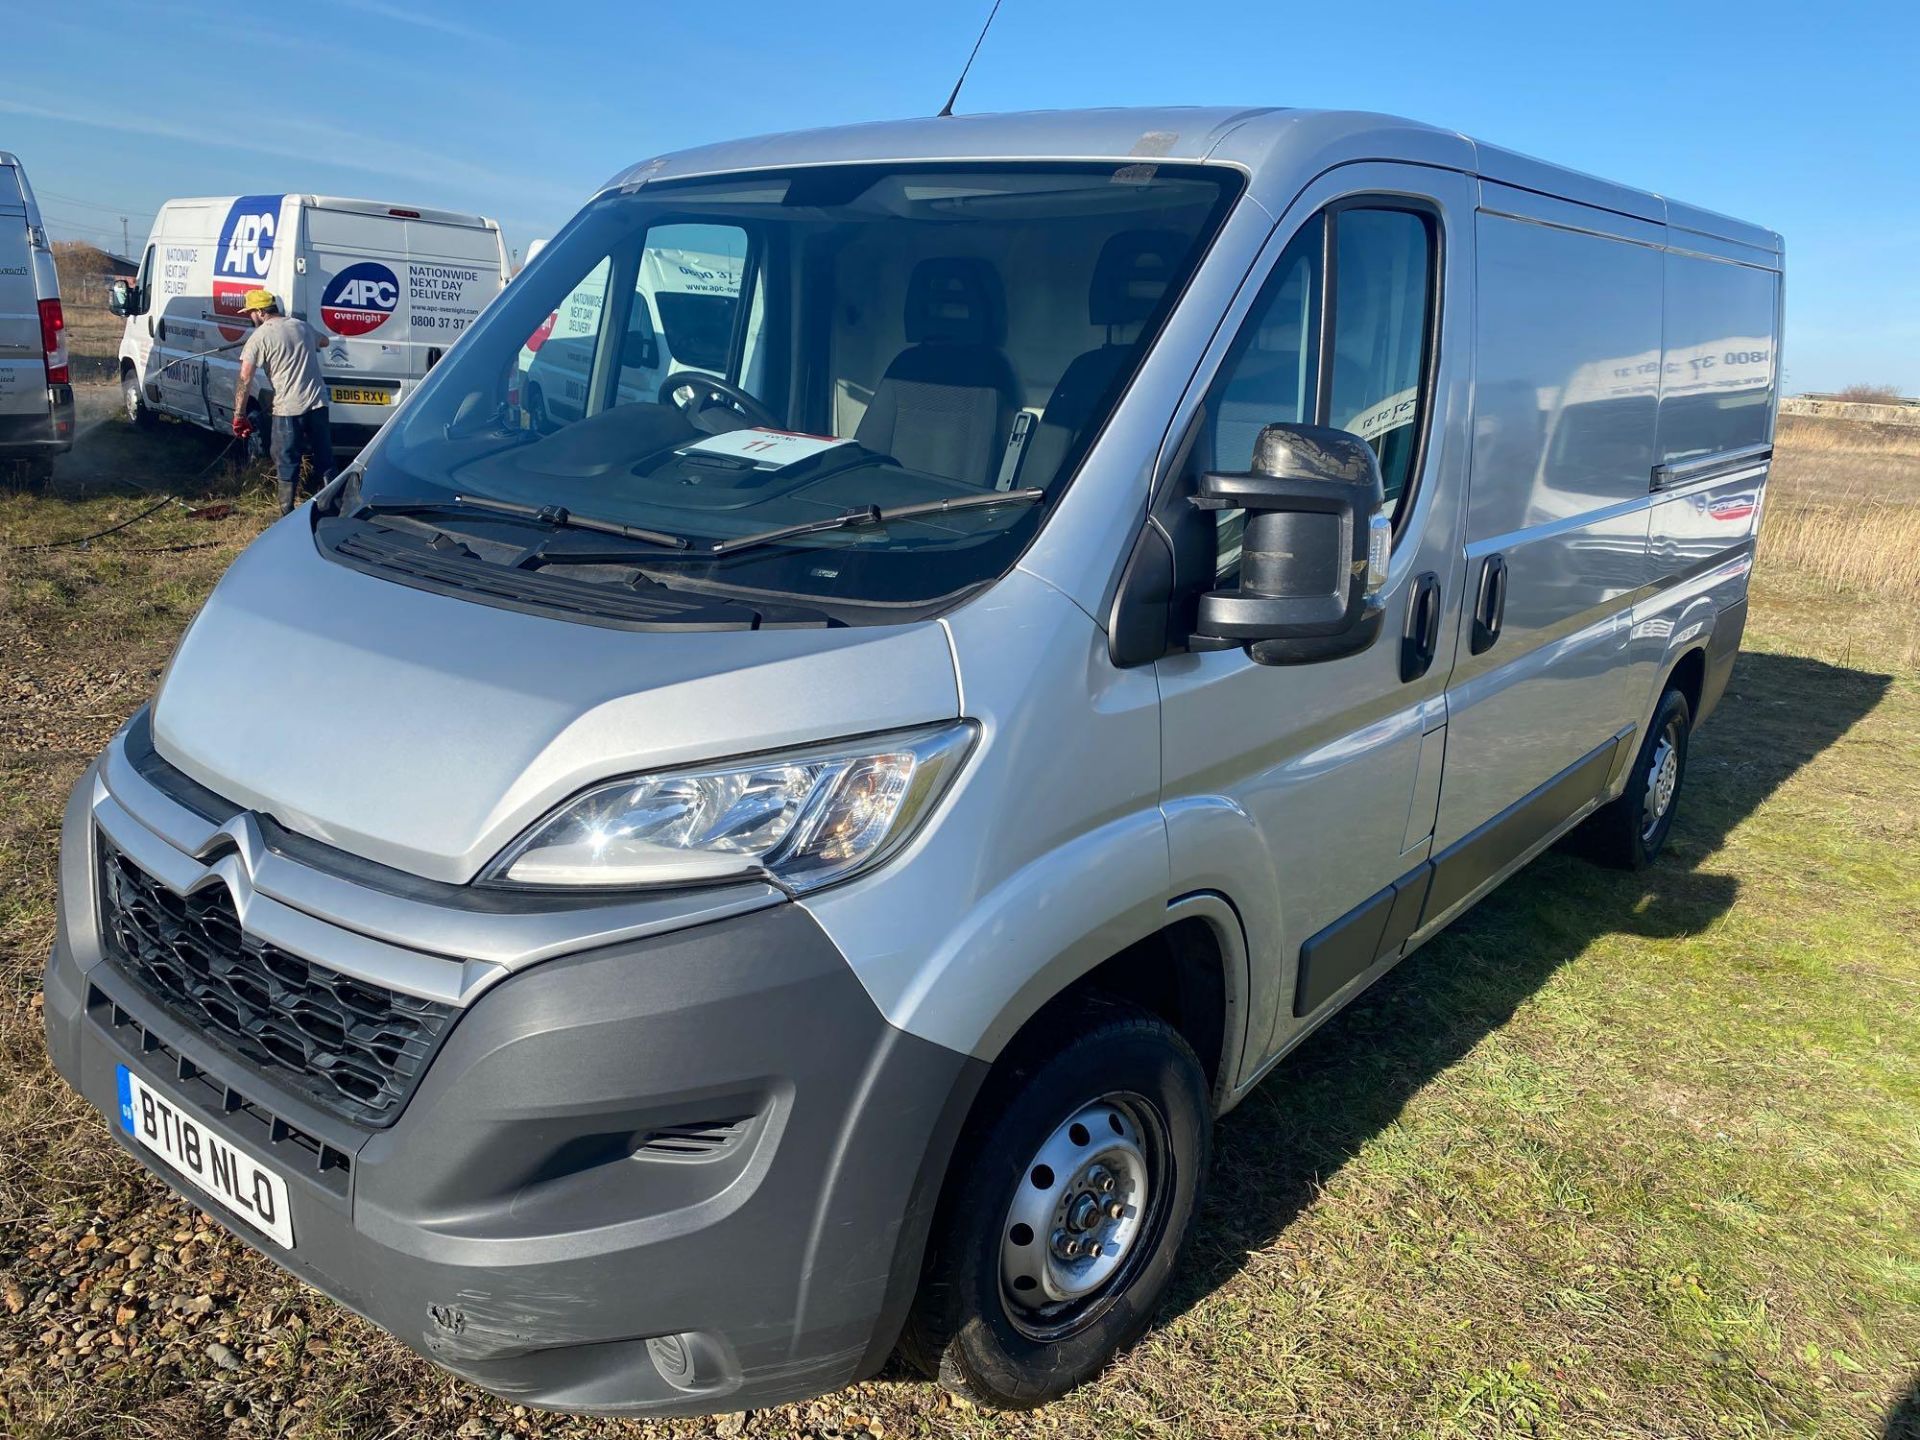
4, 457, 55, 487
122, 366, 155, 428
1577, 687, 1691, 869
901, 997, 1210, 1409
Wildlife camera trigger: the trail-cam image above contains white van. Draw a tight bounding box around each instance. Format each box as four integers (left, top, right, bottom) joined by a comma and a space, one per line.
515, 230, 757, 430
110, 195, 509, 451
0, 151, 73, 483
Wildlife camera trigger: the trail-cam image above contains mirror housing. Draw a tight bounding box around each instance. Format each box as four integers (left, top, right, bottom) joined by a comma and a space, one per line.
1192, 422, 1390, 665
108, 279, 133, 317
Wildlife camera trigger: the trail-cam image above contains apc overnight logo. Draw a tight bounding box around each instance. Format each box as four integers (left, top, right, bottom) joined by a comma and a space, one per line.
321, 262, 400, 336
216, 195, 283, 280
211, 195, 285, 338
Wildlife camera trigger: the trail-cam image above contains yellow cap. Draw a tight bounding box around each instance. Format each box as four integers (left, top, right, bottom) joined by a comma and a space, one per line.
240, 288, 277, 313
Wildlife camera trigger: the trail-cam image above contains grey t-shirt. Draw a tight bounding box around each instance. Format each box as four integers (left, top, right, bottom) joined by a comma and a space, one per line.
241, 316, 329, 416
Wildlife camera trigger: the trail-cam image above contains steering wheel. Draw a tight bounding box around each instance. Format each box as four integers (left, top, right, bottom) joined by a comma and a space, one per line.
657, 372, 783, 430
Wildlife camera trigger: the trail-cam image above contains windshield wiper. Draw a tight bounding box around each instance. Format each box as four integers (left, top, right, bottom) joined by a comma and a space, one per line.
355, 493, 691, 550
709, 488, 1046, 558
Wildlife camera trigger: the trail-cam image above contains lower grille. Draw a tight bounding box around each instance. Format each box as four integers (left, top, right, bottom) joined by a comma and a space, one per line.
98, 840, 455, 1127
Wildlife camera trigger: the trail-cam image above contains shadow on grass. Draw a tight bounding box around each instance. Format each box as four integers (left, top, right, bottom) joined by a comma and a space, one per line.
1887, 1374, 1920, 1439
1160, 648, 1892, 1328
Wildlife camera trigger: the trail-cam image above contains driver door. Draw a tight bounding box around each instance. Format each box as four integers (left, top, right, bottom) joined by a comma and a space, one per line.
1154, 163, 1476, 1082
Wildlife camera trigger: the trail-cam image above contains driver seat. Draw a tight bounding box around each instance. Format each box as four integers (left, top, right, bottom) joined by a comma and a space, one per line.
855, 258, 1020, 487
1023, 230, 1185, 489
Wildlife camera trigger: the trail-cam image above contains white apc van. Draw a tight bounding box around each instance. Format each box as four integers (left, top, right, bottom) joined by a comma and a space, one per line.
109, 194, 509, 452
46, 109, 1780, 1417
515, 232, 752, 431
0, 151, 73, 483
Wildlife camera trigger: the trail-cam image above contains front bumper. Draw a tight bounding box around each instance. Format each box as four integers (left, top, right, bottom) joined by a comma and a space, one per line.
43, 750, 983, 1416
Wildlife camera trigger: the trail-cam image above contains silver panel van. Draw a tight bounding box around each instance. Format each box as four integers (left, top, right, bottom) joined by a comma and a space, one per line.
0, 151, 74, 482
44, 107, 1780, 1415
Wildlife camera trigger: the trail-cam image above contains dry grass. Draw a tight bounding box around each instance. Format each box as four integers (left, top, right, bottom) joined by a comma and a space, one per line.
1763, 415, 1920, 614
50, 242, 132, 384
1, 396, 1916, 1439
1831, 383, 1906, 405
1762, 503, 1920, 605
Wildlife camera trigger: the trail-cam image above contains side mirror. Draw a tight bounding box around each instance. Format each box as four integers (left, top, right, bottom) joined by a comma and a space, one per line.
1191, 423, 1390, 665
108, 279, 133, 317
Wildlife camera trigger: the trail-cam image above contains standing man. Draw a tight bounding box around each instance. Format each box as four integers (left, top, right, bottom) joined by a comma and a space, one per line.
233, 289, 335, 514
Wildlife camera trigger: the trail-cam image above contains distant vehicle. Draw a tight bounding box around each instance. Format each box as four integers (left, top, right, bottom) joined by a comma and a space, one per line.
514, 231, 749, 430
0, 151, 73, 483
109, 194, 509, 451
47, 108, 1780, 1418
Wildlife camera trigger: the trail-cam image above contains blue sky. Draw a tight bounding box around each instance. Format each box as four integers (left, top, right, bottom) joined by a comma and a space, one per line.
6, 0, 1916, 393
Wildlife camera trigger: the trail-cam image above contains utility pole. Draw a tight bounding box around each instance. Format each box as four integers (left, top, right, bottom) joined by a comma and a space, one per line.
121, 216, 129, 256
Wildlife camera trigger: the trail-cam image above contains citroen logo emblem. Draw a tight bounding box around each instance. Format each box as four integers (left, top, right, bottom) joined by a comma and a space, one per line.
186, 813, 269, 918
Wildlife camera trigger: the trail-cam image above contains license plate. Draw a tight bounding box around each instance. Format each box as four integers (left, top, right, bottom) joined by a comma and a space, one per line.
331, 386, 393, 406
117, 1066, 295, 1249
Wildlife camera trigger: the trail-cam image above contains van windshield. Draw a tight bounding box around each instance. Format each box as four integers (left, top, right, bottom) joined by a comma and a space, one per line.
352, 163, 1239, 613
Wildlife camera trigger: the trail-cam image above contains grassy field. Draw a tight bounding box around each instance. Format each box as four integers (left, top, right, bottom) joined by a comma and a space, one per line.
1, 399, 1915, 1439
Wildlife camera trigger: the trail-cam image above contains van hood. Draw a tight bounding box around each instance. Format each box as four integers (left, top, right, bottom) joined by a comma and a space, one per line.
151, 517, 961, 884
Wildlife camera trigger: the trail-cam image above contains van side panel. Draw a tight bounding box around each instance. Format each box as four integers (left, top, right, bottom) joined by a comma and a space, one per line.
0, 160, 42, 426
1432, 199, 1663, 853
1622, 247, 1778, 739
147, 198, 262, 427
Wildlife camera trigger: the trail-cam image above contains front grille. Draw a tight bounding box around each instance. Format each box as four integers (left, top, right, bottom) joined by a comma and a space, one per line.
99, 841, 455, 1128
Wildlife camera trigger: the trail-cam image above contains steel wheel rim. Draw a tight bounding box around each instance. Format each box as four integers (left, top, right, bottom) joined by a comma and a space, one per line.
1642, 718, 1682, 841
124, 378, 140, 423
998, 1092, 1170, 1340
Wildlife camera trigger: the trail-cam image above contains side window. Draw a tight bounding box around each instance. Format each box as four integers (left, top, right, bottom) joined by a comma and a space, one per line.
1200, 201, 1437, 577
1204, 220, 1324, 577
1209, 221, 1323, 474
1327, 209, 1433, 507
136, 245, 157, 312
517, 258, 610, 431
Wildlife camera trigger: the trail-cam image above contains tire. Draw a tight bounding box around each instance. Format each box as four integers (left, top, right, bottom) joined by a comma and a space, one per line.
900, 996, 1211, 1409
4, 457, 54, 488
122, 366, 155, 428
1577, 687, 1691, 869
243, 402, 271, 469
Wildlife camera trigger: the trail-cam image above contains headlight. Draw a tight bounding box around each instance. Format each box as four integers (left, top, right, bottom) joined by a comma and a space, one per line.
483, 722, 976, 893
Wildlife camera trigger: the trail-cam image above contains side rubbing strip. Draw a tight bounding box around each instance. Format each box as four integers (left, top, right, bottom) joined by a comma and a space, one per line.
1295, 887, 1394, 1017
1421, 738, 1620, 926
1294, 864, 1433, 1018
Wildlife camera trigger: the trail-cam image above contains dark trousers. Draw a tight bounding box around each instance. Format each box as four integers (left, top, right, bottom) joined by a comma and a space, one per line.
273, 405, 336, 512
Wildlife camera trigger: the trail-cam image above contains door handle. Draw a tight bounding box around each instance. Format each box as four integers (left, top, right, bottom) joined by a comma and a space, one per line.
1400, 571, 1441, 683
1470, 553, 1507, 656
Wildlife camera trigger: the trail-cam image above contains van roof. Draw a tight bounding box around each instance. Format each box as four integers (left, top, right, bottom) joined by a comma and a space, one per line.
155, 194, 499, 230
600, 105, 1780, 256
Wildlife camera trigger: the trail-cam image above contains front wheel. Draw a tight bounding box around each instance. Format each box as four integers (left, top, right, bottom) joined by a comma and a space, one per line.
900, 997, 1211, 1409
122, 367, 155, 428
1576, 686, 1692, 869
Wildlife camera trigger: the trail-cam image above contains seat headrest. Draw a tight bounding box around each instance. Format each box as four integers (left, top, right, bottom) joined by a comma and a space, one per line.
905, 258, 1005, 346
1089, 229, 1184, 327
